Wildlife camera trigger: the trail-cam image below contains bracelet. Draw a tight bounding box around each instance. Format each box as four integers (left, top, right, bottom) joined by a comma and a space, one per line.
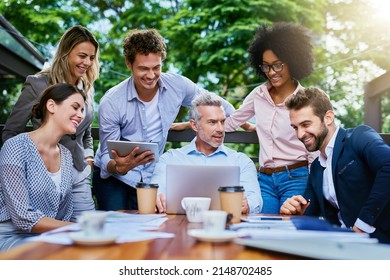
114, 162, 127, 176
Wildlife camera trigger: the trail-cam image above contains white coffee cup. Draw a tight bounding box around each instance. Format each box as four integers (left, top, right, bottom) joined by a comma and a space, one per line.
78, 210, 108, 236
202, 210, 227, 232
181, 197, 211, 223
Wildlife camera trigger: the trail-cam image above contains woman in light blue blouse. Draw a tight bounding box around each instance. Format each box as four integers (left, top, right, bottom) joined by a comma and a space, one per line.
0, 83, 85, 251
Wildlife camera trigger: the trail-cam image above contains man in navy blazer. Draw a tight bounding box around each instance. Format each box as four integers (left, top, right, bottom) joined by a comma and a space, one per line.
280, 87, 390, 244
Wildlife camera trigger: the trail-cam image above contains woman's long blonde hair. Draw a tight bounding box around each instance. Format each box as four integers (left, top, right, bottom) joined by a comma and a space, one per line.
40, 25, 100, 93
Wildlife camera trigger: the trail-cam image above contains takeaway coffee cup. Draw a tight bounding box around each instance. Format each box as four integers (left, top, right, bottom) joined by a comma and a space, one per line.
78, 210, 107, 236
202, 210, 227, 232
136, 182, 159, 214
181, 197, 211, 223
218, 186, 244, 223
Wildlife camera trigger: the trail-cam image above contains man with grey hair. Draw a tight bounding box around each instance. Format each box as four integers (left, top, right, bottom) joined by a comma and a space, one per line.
151, 91, 262, 214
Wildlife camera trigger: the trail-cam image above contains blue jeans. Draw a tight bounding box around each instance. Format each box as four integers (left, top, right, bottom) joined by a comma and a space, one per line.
259, 166, 308, 214
92, 167, 138, 211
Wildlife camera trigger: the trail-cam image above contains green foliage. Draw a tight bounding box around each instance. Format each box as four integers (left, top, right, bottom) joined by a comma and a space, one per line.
161, 0, 326, 101
0, 0, 98, 123
382, 91, 390, 133
327, 0, 390, 68
0, 0, 95, 57
158, 0, 327, 135
0, 77, 23, 123
79, 0, 174, 100
323, 0, 390, 127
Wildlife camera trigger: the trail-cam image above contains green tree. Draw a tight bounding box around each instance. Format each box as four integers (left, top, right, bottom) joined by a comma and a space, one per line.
159, 0, 327, 154
0, 0, 97, 123
321, 0, 390, 129
162, 0, 327, 99
0, 0, 95, 56
2, 0, 390, 133
77, 0, 174, 104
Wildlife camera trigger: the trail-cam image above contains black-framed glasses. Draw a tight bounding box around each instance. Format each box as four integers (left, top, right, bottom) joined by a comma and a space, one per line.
259, 63, 284, 73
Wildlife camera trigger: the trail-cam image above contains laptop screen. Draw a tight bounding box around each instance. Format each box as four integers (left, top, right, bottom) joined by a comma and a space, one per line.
165, 164, 240, 214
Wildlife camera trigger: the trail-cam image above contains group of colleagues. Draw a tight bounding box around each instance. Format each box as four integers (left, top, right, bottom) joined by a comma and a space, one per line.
0, 21, 390, 252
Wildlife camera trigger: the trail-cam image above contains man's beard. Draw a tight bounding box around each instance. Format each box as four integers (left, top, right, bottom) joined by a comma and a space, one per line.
304, 123, 328, 152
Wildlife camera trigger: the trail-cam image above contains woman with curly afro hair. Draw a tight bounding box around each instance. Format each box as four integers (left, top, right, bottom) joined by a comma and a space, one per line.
225, 22, 319, 214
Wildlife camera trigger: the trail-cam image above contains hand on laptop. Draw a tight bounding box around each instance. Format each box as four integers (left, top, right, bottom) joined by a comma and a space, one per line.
156, 193, 167, 213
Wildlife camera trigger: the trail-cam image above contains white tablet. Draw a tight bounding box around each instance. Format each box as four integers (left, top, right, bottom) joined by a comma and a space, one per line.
106, 140, 159, 161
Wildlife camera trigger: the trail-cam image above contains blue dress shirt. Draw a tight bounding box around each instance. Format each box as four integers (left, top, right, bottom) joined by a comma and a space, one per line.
150, 138, 262, 213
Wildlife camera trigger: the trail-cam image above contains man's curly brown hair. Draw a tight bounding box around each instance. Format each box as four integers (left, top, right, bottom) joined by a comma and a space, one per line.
123, 29, 167, 64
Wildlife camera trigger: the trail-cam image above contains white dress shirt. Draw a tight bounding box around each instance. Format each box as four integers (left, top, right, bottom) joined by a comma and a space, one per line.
319, 127, 375, 233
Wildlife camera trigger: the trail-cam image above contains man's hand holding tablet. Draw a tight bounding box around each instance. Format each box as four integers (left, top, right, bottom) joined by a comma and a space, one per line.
107, 140, 159, 160
107, 140, 158, 175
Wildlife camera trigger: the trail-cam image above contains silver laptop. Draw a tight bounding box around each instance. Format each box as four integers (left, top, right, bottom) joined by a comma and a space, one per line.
165, 164, 240, 214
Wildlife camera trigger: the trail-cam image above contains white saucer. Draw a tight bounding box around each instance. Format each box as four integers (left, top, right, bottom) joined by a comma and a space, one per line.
188, 229, 238, 243
69, 232, 118, 246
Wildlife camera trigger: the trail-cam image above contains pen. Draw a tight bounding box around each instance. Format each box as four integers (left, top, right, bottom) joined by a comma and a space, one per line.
256, 217, 283, 221
245, 216, 284, 221
302, 198, 311, 205
231, 225, 272, 231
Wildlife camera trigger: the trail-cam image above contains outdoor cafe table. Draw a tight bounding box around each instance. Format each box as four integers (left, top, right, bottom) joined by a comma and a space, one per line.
0, 214, 305, 260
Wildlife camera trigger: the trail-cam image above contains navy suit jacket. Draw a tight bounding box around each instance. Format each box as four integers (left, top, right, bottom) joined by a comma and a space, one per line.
304, 125, 390, 243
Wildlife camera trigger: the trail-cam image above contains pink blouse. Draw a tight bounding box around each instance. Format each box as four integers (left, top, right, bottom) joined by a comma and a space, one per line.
225, 82, 319, 168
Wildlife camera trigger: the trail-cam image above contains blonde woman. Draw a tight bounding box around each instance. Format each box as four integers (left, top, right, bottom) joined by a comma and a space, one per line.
2, 25, 99, 221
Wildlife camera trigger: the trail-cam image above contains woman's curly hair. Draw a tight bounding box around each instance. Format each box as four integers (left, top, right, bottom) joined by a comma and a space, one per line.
248, 22, 314, 81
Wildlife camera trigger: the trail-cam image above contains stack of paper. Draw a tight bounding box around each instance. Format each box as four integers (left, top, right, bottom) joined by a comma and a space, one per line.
233, 215, 388, 259
27, 212, 174, 245
232, 215, 375, 243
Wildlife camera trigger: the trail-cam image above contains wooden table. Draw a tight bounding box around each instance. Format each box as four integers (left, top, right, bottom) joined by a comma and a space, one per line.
0, 214, 305, 260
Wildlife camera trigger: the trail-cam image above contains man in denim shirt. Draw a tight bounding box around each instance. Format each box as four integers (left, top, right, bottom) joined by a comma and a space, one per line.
93, 29, 236, 211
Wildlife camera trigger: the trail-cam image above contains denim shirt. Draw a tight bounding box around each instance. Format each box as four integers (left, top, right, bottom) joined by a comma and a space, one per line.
94, 73, 235, 188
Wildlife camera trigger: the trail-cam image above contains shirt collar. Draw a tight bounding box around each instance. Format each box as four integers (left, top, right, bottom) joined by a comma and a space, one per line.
319, 126, 340, 167
76, 79, 84, 91
262, 81, 303, 106
127, 76, 166, 101
183, 137, 228, 157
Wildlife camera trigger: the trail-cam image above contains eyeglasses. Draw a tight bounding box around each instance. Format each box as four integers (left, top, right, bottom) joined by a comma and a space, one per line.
259, 63, 284, 73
